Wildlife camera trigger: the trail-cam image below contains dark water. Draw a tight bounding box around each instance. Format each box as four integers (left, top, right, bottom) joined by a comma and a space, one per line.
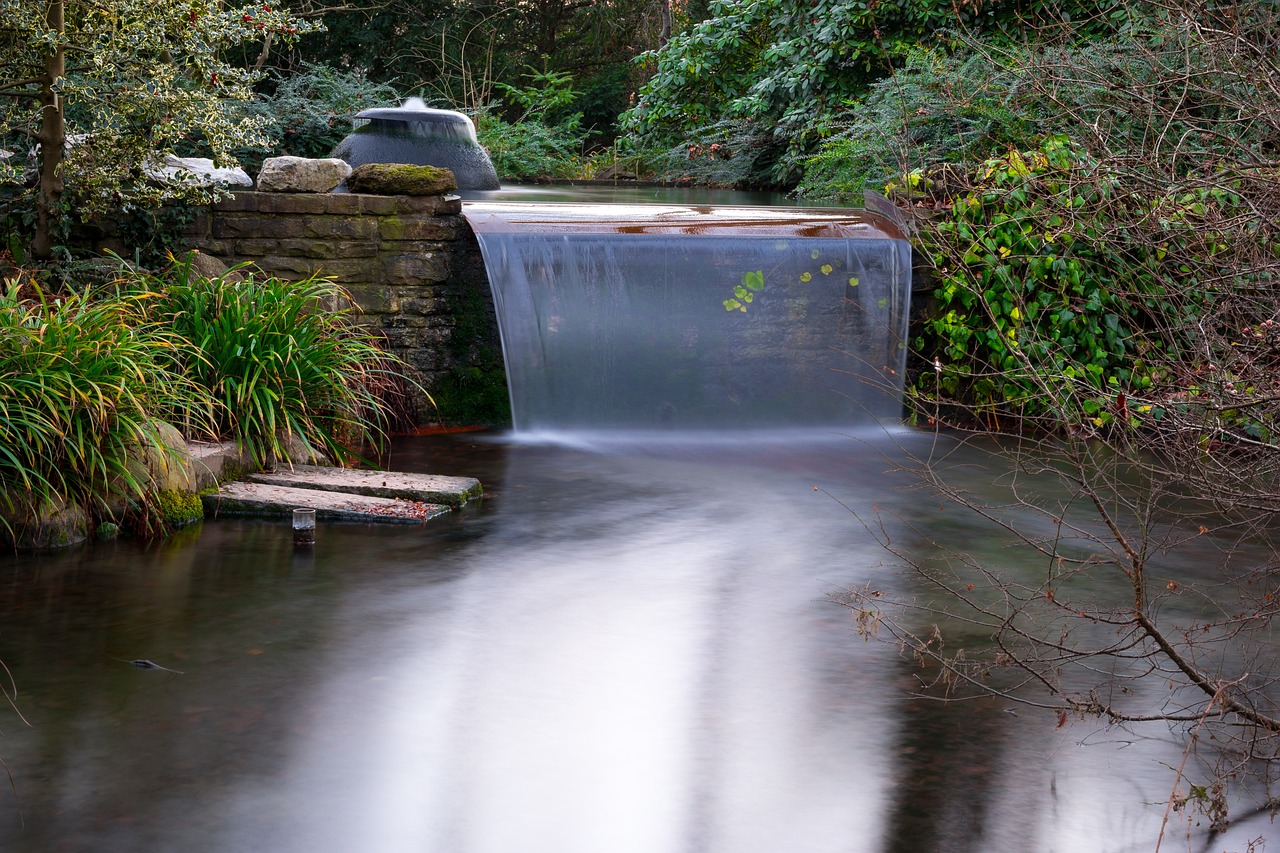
0, 430, 1269, 852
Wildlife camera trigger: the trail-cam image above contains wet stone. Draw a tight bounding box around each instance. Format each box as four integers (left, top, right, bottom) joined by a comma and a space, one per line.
248, 465, 481, 508
203, 482, 450, 524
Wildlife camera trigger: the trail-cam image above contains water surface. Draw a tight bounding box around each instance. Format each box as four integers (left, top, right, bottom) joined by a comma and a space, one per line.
0, 432, 1267, 852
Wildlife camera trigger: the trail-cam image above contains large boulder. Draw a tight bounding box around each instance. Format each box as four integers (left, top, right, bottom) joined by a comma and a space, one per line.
257, 156, 352, 193
347, 163, 458, 196
1, 499, 89, 551
130, 421, 198, 495
185, 249, 246, 283
104, 421, 203, 528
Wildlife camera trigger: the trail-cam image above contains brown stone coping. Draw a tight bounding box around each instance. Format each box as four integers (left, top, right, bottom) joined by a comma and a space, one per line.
212, 191, 462, 217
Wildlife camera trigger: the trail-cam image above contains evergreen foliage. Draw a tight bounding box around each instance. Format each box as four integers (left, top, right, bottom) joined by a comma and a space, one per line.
0, 0, 318, 259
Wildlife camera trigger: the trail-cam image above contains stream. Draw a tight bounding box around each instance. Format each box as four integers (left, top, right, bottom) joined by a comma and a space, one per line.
0, 430, 1269, 852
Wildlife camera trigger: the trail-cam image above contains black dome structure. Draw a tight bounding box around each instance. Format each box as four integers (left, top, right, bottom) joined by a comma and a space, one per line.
331, 101, 500, 190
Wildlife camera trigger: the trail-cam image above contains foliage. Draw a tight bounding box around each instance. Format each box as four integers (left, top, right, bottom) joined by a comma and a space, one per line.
495, 66, 581, 128
476, 114, 585, 181
476, 66, 588, 181
721, 269, 764, 312
142, 258, 414, 467
909, 137, 1161, 428
243, 62, 400, 165
622, 0, 1115, 186
0, 277, 207, 527
0, 0, 318, 258
796, 48, 1041, 200
286, 0, 660, 143
646, 119, 793, 188
116, 203, 205, 270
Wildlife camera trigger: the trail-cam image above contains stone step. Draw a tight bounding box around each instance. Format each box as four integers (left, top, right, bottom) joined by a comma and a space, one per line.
202, 482, 450, 525
247, 465, 482, 508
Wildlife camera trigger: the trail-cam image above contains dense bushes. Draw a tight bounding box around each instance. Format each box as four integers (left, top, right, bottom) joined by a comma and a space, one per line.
621, 0, 1115, 188
908, 138, 1162, 429
475, 68, 588, 181
242, 63, 401, 166
0, 258, 415, 536
0, 279, 207, 526
144, 258, 411, 467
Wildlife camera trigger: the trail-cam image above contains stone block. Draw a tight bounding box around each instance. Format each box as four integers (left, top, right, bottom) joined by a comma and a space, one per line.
398, 296, 446, 316
302, 216, 378, 240
356, 195, 399, 215
213, 214, 305, 240
320, 194, 366, 215
301, 258, 379, 285
378, 215, 460, 242
253, 193, 333, 215
253, 255, 324, 278
185, 211, 212, 237
395, 195, 463, 215
284, 239, 378, 260
212, 191, 262, 212
233, 238, 280, 257
381, 253, 450, 285
347, 163, 457, 196
187, 238, 232, 255
344, 284, 399, 314
256, 156, 351, 193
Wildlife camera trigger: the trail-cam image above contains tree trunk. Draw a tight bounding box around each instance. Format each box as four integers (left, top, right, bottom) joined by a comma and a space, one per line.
659, 0, 672, 47
33, 0, 66, 261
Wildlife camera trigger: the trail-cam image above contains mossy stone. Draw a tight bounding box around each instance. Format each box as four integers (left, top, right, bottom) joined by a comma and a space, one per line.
155, 489, 204, 528
1, 499, 89, 551
347, 163, 458, 196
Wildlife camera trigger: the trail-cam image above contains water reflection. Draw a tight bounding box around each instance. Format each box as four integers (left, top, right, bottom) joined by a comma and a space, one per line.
0, 432, 1271, 851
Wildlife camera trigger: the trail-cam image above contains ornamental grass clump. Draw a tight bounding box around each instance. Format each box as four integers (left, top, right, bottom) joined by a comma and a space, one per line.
146, 259, 415, 467
0, 279, 207, 529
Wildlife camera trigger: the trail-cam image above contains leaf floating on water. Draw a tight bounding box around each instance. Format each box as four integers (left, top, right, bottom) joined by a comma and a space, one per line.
799, 272, 812, 282
848, 276, 859, 287
820, 264, 833, 275
810, 249, 820, 259
741, 270, 765, 291
1056, 709, 1069, 728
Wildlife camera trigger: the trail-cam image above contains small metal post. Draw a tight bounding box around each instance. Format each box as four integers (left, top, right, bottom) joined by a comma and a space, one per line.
292, 508, 316, 546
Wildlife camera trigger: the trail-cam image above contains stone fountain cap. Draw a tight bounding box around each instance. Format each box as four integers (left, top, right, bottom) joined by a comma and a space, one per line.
354, 106, 474, 125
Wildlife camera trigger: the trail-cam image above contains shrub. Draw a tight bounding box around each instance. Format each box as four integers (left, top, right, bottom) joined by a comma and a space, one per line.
144, 258, 417, 466
0, 278, 207, 528
476, 114, 585, 181
909, 137, 1161, 428
475, 67, 588, 181
797, 49, 1041, 201
238, 62, 401, 169
908, 134, 1272, 436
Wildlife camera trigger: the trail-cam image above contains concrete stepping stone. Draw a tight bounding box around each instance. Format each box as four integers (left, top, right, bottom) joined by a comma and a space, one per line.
247, 465, 482, 508
202, 482, 450, 524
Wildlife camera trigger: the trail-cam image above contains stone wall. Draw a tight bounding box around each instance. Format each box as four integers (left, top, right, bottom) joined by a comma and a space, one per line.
181, 191, 507, 425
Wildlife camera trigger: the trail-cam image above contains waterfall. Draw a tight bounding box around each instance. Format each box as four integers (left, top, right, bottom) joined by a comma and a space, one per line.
463, 200, 912, 433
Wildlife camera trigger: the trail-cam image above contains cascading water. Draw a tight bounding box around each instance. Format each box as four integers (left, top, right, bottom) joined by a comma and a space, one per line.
463, 196, 913, 433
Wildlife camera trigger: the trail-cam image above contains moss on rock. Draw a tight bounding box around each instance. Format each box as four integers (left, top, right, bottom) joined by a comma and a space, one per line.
347, 163, 458, 196
155, 489, 204, 528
